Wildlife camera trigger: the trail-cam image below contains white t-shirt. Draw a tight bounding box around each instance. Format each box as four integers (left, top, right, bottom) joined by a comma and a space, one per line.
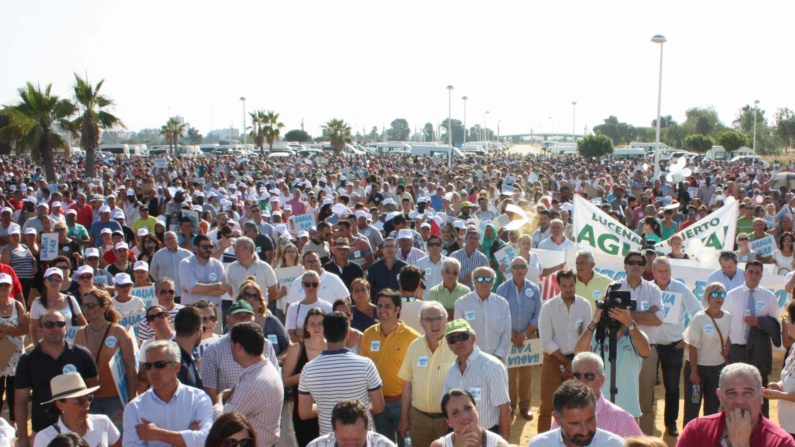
285, 271, 349, 305
113, 296, 147, 316
684, 311, 732, 366
33, 414, 120, 447
285, 299, 333, 331
30, 295, 82, 329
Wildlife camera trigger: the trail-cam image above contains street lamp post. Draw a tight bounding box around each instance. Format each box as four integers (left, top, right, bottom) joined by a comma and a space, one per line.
462, 96, 468, 145
652, 34, 666, 178
484, 111, 490, 141
447, 86, 454, 168
239, 97, 246, 146
210, 111, 213, 144
572, 102, 577, 145
753, 100, 760, 152
498, 120, 501, 142
548, 117, 553, 137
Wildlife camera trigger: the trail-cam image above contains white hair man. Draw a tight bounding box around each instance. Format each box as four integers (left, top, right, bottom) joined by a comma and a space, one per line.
453, 266, 512, 359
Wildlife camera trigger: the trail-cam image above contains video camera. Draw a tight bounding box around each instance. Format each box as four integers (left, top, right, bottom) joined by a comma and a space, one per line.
595, 282, 637, 329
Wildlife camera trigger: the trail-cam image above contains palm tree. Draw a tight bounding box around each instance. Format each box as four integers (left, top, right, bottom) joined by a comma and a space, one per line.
322, 118, 351, 154
0, 83, 75, 182
262, 111, 285, 153
67, 73, 125, 179
160, 118, 187, 156
247, 110, 266, 155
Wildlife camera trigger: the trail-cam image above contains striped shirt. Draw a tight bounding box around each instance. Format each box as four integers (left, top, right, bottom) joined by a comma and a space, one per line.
298, 349, 382, 435
307, 431, 395, 447
454, 292, 512, 358
5, 243, 34, 279
537, 294, 593, 356
397, 336, 457, 414
449, 249, 489, 289
213, 359, 284, 447
442, 347, 510, 430
199, 334, 277, 392
136, 304, 184, 343
551, 394, 643, 438
396, 247, 426, 266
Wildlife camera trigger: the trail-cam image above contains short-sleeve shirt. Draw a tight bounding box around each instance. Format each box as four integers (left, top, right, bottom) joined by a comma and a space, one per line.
684, 311, 732, 366
589, 330, 645, 417
360, 322, 421, 397
179, 255, 227, 306
397, 336, 457, 414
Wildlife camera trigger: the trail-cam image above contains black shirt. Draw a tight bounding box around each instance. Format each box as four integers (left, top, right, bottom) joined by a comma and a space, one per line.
322, 260, 364, 293
15, 342, 98, 431
253, 233, 274, 262
177, 346, 203, 390
365, 259, 407, 302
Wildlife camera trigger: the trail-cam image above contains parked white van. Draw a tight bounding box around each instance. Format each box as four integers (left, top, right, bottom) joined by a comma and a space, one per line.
410, 145, 465, 158
175, 145, 200, 158
99, 144, 129, 157
609, 148, 646, 160
198, 144, 219, 154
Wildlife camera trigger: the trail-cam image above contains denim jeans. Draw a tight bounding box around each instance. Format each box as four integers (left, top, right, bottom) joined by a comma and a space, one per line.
373, 399, 404, 447
656, 342, 685, 427
90, 395, 125, 431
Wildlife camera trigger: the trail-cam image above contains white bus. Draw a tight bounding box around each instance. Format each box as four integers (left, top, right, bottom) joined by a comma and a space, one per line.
609, 148, 646, 160
98, 144, 129, 157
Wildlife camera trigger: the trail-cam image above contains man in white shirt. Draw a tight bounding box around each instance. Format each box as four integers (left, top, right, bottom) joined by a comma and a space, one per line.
536, 268, 593, 433
453, 266, 512, 359
307, 399, 396, 447
538, 219, 576, 252
706, 251, 745, 292
528, 380, 624, 447
415, 235, 446, 300
225, 236, 278, 299
725, 259, 780, 417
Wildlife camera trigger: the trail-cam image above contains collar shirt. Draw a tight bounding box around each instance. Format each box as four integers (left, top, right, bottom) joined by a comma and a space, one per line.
589, 331, 646, 417
122, 383, 213, 447
285, 270, 350, 305
225, 258, 278, 298
397, 336, 457, 414
551, 394, 643, 439
454, 291, 512, 358
654, 279, 704, 344
366, 259, 408, 302
199, 334, 277, 393
416, 255, 447, 300
706, 267, 746, 293
178, 255, 226, 306
441, 347, 510, 430
495, 279, 542, 333
360, 322, 422, 397
531, 227, 551, 248
537, 236, 576, 252
34, 415, 120, 447
725, 283, 780, 345
538, 294, 594, 356
150, 247, 192, 296
396, 247, 426, 266
524, 251, 543, 286
528, 427, 624, 447
307, 432, 396, 447
617, 278, 664, 344
449, 249, 489, 289
214, 360, 284, 447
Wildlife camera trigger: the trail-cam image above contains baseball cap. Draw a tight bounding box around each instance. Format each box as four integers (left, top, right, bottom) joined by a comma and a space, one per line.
445, 319, 473, 336
460, 201, 473, 208
85, 248, 100, 258
114, 273, 133, 285
8, 227, 19, 236
355, 210, 367, 219
76, 265, 94, 276
0, 274, 12, 285
228, 301, 255, 315
0, 207, 12, 214
398, 229, 412, 239
133, 261, 149, 271
24, 228, 37, 236
44, 267, 63, 279
115, 242, 129, 250
66, 209, 77, 216
99, 205, 111, 213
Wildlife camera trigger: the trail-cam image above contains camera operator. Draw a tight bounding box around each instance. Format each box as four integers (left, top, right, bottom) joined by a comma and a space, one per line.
615, 249, 663, 435
574, 290, 650, 419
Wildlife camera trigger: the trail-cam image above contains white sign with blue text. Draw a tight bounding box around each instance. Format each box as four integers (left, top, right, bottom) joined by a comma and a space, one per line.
291, 214, 316, 232
662, 291, 683, 325
506, 339, 544, 369
749, 235, 776, 257
41, 233, 59, 261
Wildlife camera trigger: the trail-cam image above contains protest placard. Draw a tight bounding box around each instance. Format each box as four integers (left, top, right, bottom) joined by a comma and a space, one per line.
41, 233, 59, 261
291, 214, 316, 232
494, 244, 517, 277
749, 235, 776, 257
128, 326, 139, 371
534, 248, 566, 268
275, 266, 305, 311
110, 349, 130, 407
181, 210, 200, 234
662, 291, 683, 324
131, 285, 156, 309
154, 158, 167, 169
507, 339, 544, 368
495, 214, 511, 229
688, 187, 698, 199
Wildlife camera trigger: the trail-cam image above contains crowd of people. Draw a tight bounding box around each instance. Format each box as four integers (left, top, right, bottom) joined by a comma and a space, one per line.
0, 148, 791, 447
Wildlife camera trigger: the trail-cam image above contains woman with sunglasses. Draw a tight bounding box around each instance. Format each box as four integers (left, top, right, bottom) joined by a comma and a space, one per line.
283, 307, 325, 447
285, 271, 333, 343
515, 234, 544, 286
682, 282, 730, 426
33, 373, 120, 447
137, 304, 174, 392
333, 299, 362, 354
111, 273, 146, 319
234, 278, 290, 357
30, 267, 86, 344
772, 231, 795, 275
734, 233, 757, 263
0, 273, 27, 431
350, 278, 377, 332
205, 412, 256, 447
73, 289, 137, 430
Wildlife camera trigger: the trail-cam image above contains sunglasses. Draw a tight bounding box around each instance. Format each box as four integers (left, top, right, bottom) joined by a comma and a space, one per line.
242, 292, 260, 300
572, 372, 598, 382
77, 274, 93, 280
625, 259, 646, 267
427, 242, 442, 247
709, 291, 727, 298
475, 276, 494, 283
784, 239, 793, 243
143, 360, 175, 370
45, 277, 62, 283
402, 297, 417, 302
82, 303, 101, 310
303, 282, 319, 288
444, 269, 459, 275
446, 333, 471, 344
159, 289, 175, 295
220, 438, 255, 447
146, 312, 167, 322
54, 265, 69, 270
42, 321, 66, 329
511, 264, 528, 270
199, 245, 214, 250
738, 238, 749, 242
117, 283, 132, 288
202, 316, 218, 323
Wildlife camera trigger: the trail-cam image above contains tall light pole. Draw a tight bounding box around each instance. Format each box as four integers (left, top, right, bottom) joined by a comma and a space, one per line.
210, 111, 213, 144
462, 96, 468, 144
753, 100, 760, 152
652, 34, 666, 178
484, 111, 490, 141
498, 120, 501, 142
168, 107, 171, 120
548, 117, 553, 137
572, 102, 577, 145
447, 86, 454, 168
239, 97, 246, 146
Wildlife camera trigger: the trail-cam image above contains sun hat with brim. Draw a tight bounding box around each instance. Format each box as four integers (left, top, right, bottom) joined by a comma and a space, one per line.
41, 372, 100, 404
445, 319, 472, 336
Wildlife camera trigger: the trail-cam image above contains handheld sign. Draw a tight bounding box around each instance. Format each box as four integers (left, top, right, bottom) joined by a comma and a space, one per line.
109, 350, 130, 407
41, 233, 59, 261
662, 291, 683, 324
291, 214, 316, 232
154, 159, 167, 169
507, 339, 544, 368
494, 244, 517, 277
749, 235, 776, 258
130, 286, 156, 309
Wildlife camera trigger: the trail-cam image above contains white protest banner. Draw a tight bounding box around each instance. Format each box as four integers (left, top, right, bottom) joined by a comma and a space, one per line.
118, 310, 147, 338
154, 158, 167, 168
131, 285, 156, 309
275, 266, 305, 311
507, 339, 544, 368
495, 214, 511, 229
109, 349, 131, 407
494, 245, 517, 277
41, 233, 59, 261
291, 214, 316, 232
749, 235, 776, 258
534, 248, 566, 268
774, 206, 792, 226
765, 214, 776, 229
64, 326, 81, 344
662, 291, 683, 324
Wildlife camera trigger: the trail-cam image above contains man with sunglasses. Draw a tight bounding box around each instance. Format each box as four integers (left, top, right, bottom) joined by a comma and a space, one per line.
416, 235, 446, 301
15, 310, 99, 447
137, 278, 185, 343
441, 319, 510, 440
453, 267, 511, 360
179, 234, 227, 307
123, 340, 213, 447
549, 353, 643, 439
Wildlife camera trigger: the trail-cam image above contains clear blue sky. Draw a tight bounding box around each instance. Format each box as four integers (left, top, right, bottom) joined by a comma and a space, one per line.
2, 0, 791, 139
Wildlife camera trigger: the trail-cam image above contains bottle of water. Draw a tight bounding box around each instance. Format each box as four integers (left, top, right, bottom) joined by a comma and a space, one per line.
405, 432, 412, 447
691, 384, 701, 403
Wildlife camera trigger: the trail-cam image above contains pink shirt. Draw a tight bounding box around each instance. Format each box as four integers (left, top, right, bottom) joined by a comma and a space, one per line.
286, 199, 306, 216
552, 394, 643, 438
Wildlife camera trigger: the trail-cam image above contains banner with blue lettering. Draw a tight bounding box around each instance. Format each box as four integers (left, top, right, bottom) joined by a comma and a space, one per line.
662, 291, 683, 324
109, 349, 129, 407
41, 233, 59, 261
291, 214, 316, 232
507, 339, 544, 369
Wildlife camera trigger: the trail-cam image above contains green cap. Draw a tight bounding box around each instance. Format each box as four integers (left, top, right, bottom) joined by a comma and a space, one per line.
460, 201, 474, 208
445, 319, 472, 336
228, 301, 255, 316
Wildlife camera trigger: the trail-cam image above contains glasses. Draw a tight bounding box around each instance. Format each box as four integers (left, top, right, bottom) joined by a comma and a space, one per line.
572, 372, 598, 382
54, 265, 69, 270
82, 303, 101, 310
784, 239, 793, 243
146, 312, 167, 322
220, 438, 255, 447
77, 274, 93, 280
625, 259, 646, 267
143, 360, 175, 370
446, 333, 471, 344
0, 284, 10, 289
159, 289, 175, 295
56, 228, 66, 232
42, 321, 66, 329
199, 245, 214, 250
303, 282, 319, 288
69, 395, 94, 405
709, 291, 727, 298
421, 316, 446, 324
117, 283, 132, 288
444, 269, 459, 275
242, 293, 260, 301
427, 243, 442, 247
511, 264, 528, 270
475, 276, 494, 283
202, 316, 218, 323
45, 277, 62, 283
402, 297, 417, 302
738, 238, 749, 242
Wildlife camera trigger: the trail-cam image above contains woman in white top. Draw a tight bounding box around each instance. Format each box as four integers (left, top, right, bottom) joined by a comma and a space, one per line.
430, 389, 507, 447
771, 231, 795, 275
734, 233, 757, 263
33, 372, 121, 447
30, 267, 86, 344
515, 234, 542, 286
111, 273, 146, 317
683, 282, 731, 427
285, 270, 333, 342
763, 300, 795, 436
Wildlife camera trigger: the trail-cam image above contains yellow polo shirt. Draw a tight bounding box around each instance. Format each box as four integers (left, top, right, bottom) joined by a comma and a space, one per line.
361, 321, 421, 398
397, 336, 457, 414
576, 271, 614, 313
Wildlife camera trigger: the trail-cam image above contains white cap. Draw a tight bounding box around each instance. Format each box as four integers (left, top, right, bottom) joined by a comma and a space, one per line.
115, 242, 129, 250
23, 196, 36, 203
420, 223, 431, 229
382, 198, 396, 206
114, 273, 133, 285
137, 228, 149, 237
20, 185, 28, 192
66, 209, 77, 215
322, 198, 333, 206
192, 205, 203, 212
126, 189, 135, 196
112, 210, 125, 220
283, 204, 292, 211
51, 201, 61, 208
398, 229, 412, 239
134, 261, 149, 271
24, 228, 37, 235
0, 207, 12, 214
417, 197, 427, 204
194, 191, 204, 197
37, 202, 49, 210
100, 228, 112, 235
355, 210, 367, 219
298, 231, 309, 238
85, 248, 100, 258
0, 273, 13, 285
44, 267, 63, 279
453, 220, 466, 230
272, 210, 282, 216
76, 265, 94, 276
8, 227, 19, 236
99, 205, 111, 213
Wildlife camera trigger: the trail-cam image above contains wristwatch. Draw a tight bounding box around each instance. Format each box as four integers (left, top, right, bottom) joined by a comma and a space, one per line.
627, 321, 637, 331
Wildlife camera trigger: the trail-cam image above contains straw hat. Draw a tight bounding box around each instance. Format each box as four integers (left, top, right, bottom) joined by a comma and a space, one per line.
41, 372, 100, 404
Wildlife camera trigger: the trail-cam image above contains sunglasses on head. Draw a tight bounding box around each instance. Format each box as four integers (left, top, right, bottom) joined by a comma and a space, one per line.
446, 332, 471, 344
146, 312, 167, 322
143, 360, 175, 370
626, 259, 646, 267
709, 291, 727, 298
475, 276, 494, 283
42, 321, 66, 329
303, 282, 319, 288
220, 438, 255, 447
